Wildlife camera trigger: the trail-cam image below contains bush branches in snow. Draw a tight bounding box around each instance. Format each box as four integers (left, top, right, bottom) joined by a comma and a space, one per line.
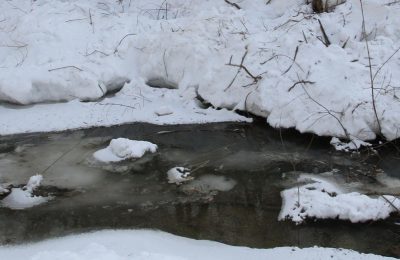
224, 46, 262, 91
297, 76, 351, 140
359, 0, 400, 138
359, 0, 381, 136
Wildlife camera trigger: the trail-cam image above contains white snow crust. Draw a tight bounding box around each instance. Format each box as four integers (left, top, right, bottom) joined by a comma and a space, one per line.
279, 174, 400, 224
1, 0, 400, 140
0, 229, 396, 260
93, 138, 157, 163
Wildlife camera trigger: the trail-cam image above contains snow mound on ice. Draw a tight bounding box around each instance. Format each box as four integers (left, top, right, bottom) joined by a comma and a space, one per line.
167, 167, 192, 184
0, 229, 395, 260
1, 175, 51, 210
93, 138, 158, 163
278, 174, 400, 224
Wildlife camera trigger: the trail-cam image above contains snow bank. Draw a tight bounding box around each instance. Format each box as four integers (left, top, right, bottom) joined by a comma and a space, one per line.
1, 175, 51, 210
0, 229, 396, 260
1, 0, 400, 140
279, 174, 400, 224
93, 138, 157, 163
167, 167, 192, 184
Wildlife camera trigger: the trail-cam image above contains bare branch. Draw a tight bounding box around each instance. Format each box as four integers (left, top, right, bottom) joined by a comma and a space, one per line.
224, 46, 262, 91
318, 19, 331, 47
114, 33, 136, 54
288, 80, 315, 92
224, 0, 241, 10
48, 66, 83, 72
360, 0, 382, 134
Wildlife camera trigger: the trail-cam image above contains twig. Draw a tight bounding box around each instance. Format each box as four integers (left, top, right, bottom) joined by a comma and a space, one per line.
372, 46, 400, 82
283, 46, 299, 75
318, 19, 331, 47
288, 80, 315, 92
360, 0, 382, 135
260, 54, 304, 72
381, 195, 400, 213
224, 46, 262, 91
48, 66, 83, 72
297, 75, 351, 140
342, 37, 350, 49
385, 0, 400, 6
97, 102, 138, 110
302, 30, 308, 44
84, 50, 110, 57
89, 9, 94, 33
114, 33, 136, 53
163, 50, 168, 78
224, 0, 241, 10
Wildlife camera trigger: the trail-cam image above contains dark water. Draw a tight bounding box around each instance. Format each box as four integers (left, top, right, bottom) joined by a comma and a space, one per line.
0, 122, 399, 257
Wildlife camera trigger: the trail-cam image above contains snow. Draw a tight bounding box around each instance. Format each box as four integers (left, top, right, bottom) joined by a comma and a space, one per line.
279, 174, 400, 224
1, 0, 400, 140
167, 167, 192, 184
24, 174, 43, 193
0, 175, 51, 210
0, 229, 396, 260
93, 138, 157, 163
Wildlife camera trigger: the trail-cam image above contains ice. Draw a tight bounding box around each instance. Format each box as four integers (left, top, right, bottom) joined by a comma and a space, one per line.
93, 138, 158, 163
278, 174, 400, 224
181, 174, 237, 193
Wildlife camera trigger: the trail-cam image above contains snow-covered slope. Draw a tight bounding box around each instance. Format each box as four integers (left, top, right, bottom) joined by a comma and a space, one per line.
0, 230, 396, 260
1, 0, 400, 140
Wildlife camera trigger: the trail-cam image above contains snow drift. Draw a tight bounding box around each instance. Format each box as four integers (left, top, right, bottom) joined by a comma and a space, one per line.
0, 229, 396, 260
1, 0, 400, 140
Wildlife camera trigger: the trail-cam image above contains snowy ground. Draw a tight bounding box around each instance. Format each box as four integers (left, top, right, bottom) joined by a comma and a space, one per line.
1, 0, 400, 140
0, 229, 397, 260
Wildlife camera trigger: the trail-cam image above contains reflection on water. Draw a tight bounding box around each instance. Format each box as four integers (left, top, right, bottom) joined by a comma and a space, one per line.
0, 122, 399, 257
